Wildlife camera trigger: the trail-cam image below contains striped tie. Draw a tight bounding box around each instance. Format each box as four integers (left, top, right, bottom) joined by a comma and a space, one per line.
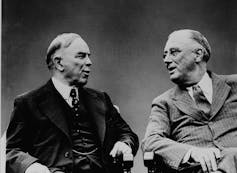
192, 85, 211, 115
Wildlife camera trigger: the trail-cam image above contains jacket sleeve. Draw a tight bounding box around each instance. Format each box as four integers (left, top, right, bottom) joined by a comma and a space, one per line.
6, 97, 38, 173
103, 92, 139, 156
141, 96, 193, 170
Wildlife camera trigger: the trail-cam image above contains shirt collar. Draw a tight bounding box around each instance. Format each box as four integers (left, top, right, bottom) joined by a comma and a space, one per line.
52, 77, 74, 101
187, 72, 213, 103
197, 72, 212, 98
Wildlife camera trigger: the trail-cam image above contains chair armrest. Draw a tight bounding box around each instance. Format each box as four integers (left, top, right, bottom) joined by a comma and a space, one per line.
143, 152, 157, 173
144, 151, 202, 173
113, 153, 134, 173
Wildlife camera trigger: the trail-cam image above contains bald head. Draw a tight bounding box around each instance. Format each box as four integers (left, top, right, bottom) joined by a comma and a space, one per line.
46, 33, 84, 69
168, 29, 211, 62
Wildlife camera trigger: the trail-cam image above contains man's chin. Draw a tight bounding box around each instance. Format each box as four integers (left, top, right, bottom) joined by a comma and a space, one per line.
170, 75, 181, 85
169, 74, 178, 82
74, 79, 88, 87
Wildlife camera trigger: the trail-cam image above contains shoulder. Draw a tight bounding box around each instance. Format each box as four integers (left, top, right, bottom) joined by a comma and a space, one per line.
83, 87, 108, 100
83, 87, 104, 95
83, 87, 115, 107
216, 73, 237, 87
221, 74, 237, 84
14, 80, 52, 104
152, 87, 175, 105
83, 87, 104, 96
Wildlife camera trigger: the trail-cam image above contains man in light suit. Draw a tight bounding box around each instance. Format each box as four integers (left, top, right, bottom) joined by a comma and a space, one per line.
142, 29, 237, 173
6, 33, 139, 173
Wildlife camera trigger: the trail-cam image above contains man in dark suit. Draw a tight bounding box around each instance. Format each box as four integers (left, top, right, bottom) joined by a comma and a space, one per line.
142, 29, 237, 173
6, 33, 139, 173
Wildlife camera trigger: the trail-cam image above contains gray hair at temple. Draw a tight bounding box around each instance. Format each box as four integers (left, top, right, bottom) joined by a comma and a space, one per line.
46, 33, 82, 69
169, 29, 211, 62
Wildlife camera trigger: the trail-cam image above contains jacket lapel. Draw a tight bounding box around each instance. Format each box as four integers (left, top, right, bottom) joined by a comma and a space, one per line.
38, 80, 71, 142
172, 86, 209, 122
82, 88, 106, 145
209, 73, 230, 119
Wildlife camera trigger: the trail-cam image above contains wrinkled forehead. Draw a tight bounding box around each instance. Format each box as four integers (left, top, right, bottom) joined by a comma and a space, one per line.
164, 31, 200, 51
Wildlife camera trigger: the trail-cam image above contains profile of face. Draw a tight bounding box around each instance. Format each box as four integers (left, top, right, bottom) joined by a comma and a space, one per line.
59, 37, 92, 86
163, 31, 204, 86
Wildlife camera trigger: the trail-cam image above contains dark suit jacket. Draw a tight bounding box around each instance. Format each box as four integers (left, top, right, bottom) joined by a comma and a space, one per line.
6, 80, 139, 173
142, 72, 237, 170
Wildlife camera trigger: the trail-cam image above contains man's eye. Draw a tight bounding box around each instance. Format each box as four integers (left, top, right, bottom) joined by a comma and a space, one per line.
76, 54, 86, 59
170, 49, 180, 56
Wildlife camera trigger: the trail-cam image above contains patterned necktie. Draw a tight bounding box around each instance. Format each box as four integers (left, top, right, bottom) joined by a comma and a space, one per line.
70, 88, 80, 117
192, 85, 211, 115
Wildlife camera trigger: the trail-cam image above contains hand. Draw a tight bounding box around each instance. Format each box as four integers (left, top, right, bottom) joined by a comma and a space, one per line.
189, 147, 221, 172
25, 162, 51, 173
109, 141, 132, 157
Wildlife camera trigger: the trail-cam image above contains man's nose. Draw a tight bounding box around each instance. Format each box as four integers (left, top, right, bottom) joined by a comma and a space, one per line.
85, 56, 92, 66
163, 54, 172, 63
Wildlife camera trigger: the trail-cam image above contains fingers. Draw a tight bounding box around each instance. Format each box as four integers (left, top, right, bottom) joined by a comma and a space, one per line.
211, 171, 223, 173
208, 151, 218, 171
203, 153, 217, 172
110, 144, 118, 157
109, 141, 132, 158
25, 163, 50, 173
213, 148, 221, 159
190, 147, 220, 172
198, 156, 208, 172
44, 167, 51, 173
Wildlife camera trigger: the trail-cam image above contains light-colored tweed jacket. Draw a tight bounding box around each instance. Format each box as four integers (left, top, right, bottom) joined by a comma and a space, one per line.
142, 72, 237, 170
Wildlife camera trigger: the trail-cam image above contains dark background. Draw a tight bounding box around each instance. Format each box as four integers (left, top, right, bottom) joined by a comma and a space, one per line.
2, 0, 237, 172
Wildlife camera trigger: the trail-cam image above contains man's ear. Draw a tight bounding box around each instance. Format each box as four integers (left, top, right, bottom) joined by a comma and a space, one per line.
194, 48, 204, 62
53, 56, 64, 71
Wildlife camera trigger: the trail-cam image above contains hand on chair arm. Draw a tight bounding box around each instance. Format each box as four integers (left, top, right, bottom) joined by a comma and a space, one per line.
25, 162, 51, 173
109, 141, 132, 158
182, 147, 221, 172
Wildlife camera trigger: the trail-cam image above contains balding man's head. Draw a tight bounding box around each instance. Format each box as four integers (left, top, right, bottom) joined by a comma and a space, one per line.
46, 33, 82, 70
169, 29, 211, 62
163, 29, 210, 86
46, 33, 91, 86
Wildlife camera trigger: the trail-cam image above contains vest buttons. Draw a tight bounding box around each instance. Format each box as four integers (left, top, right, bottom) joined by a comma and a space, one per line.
64, 151, 69, 158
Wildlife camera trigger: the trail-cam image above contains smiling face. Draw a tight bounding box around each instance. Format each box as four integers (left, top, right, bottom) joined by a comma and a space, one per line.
60, 37, 92, 87
163, 31, 205, 86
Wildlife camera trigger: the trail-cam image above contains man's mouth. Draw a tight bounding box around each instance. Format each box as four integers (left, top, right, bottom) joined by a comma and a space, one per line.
167, 66, 176, 74
82, 71, 90, 77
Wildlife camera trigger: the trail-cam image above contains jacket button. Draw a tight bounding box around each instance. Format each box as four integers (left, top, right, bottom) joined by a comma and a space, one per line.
64, 151, 69, 158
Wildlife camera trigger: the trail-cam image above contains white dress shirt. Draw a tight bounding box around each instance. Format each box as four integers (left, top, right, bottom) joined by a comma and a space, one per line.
52, 77, 79, 107
186, 72, 213, 104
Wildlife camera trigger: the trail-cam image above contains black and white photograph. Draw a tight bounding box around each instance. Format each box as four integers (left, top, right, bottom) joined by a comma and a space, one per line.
1, 0, 237, 173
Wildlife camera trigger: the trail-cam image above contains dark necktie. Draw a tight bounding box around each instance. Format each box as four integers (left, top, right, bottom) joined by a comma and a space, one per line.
70, 88, 80, 117
192, 85, 211, 115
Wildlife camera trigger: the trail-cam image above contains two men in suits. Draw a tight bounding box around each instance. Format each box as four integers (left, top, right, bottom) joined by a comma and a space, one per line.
6, 33, 139, 173
142, 29, 237, 173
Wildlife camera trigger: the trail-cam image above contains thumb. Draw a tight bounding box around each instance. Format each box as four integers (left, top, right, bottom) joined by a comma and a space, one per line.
110, 143, 118, 157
